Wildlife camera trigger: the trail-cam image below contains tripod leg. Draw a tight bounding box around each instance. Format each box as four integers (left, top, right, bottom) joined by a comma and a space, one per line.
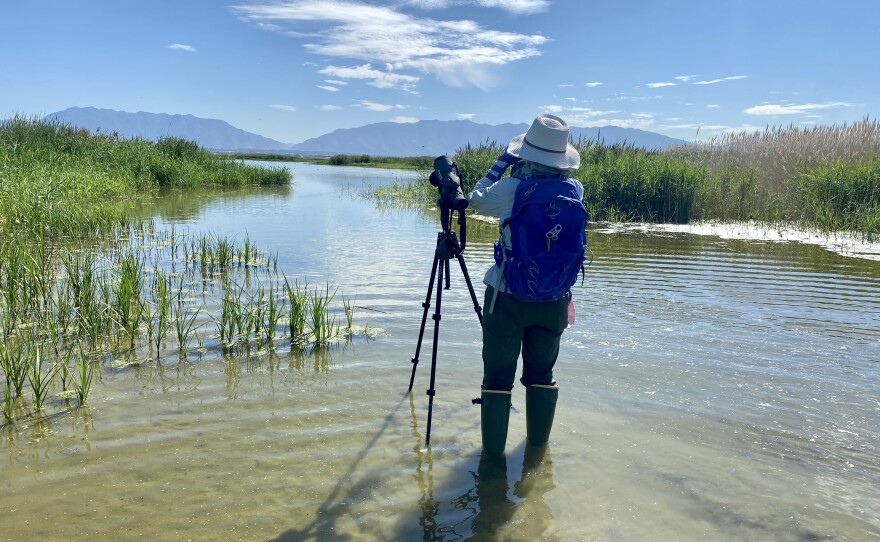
425, 253, 445, 447
409, 253, 441, 393
455, 252, 484, 325
443, 258, 451, 290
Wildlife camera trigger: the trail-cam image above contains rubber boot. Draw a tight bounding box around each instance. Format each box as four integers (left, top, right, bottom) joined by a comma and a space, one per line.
480, 389, 512, 454
525, 384, 558, 446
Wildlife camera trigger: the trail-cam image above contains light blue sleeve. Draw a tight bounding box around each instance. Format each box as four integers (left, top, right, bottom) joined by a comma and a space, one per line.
468, 176, 518, 218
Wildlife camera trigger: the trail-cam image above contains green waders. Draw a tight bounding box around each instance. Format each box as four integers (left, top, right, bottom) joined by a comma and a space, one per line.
525, 384, 558, 446
480, 389, 512, 454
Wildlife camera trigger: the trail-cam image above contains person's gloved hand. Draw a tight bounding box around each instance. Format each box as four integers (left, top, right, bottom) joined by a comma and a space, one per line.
485, 151, 522, 183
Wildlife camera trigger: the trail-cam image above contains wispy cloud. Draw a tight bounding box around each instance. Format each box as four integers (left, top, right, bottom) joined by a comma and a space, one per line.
744, 102, 853, 115
576, 116, 656, 130
707, 104, 721, 108
168, 43, 196, 52
392, 116, 419, 123
539, 105, 635, 128
318, 105, 342, 111
320, 64, 420, 91
584, 82, 603, 88
457, 113, 476, 120
324, 79, 348, 85
354, 100, 406, 112
404, 0, 549, 15
647, 82, 676, 88
317, 85, 340, 92
567, 107, 621, 117
613, 95, 663, 102
270, 104, 297, 112
693, 75, 748, 85
675, 74, 700, 83
231, 1, 547, 90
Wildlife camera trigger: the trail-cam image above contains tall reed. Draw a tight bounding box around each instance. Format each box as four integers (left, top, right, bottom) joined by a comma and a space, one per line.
432, 118, 880, 234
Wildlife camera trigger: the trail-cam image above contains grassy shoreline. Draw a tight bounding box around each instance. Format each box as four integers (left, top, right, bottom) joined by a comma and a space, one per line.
1, 117, 291, 238
364, 119, 880, 237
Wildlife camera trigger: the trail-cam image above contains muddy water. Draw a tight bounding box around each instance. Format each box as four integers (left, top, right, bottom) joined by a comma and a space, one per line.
2, 163, 879, 541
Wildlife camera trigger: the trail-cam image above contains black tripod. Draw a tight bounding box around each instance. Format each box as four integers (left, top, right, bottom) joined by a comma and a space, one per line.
408, 204, 483, 447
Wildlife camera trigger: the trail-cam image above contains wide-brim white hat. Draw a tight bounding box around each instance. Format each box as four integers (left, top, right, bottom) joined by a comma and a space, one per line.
506, 114, 580, 170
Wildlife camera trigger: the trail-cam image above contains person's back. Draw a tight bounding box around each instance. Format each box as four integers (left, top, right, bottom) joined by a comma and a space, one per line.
468, 114, 584, 454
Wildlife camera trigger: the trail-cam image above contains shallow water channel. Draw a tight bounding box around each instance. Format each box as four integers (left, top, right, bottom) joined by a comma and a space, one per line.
3, 163, 879, 541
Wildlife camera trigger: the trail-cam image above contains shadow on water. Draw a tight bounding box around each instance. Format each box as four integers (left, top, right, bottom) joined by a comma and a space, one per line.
267, 387, 562, 541
270, 393, 412, 542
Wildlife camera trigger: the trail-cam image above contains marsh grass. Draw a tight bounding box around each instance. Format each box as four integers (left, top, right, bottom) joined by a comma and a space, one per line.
173, 278, 201, 358
667, 118, 880, 234
73, 350, 93, 405
284, 278, 309, 344
370, 120, 880, 236
309, 283, 339, 348
0, 117, 291, 243
342, 296, 354, 334
1, 337, 28, 397
151, 270, 172, 358
265, 284, 282, 344
1, 119, 369, 426
26, 344, 56, 411
2, 227, 358, 423
111, 249, 145, 344
2, 379, 13, 423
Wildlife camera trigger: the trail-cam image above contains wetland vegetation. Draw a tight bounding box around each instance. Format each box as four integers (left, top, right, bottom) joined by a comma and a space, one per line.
0, 118, 357, 427
367, 118, 880, 237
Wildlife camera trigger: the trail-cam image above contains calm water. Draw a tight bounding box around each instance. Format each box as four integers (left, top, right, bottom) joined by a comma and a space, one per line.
3, 163, 879, 541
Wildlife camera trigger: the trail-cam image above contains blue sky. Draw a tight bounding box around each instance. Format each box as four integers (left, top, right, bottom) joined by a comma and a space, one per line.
1, 0, 876, 144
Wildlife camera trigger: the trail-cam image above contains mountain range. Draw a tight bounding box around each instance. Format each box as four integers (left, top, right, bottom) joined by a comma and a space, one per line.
44, 107, 685, 156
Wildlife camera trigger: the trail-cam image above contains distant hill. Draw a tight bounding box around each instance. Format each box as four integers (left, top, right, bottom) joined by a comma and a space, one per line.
290, 120, 686, 156
42, 107, 685, 155
44, 107, 291, 152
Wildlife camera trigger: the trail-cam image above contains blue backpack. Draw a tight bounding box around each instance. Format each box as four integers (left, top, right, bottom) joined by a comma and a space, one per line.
495, 176, 587, 302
